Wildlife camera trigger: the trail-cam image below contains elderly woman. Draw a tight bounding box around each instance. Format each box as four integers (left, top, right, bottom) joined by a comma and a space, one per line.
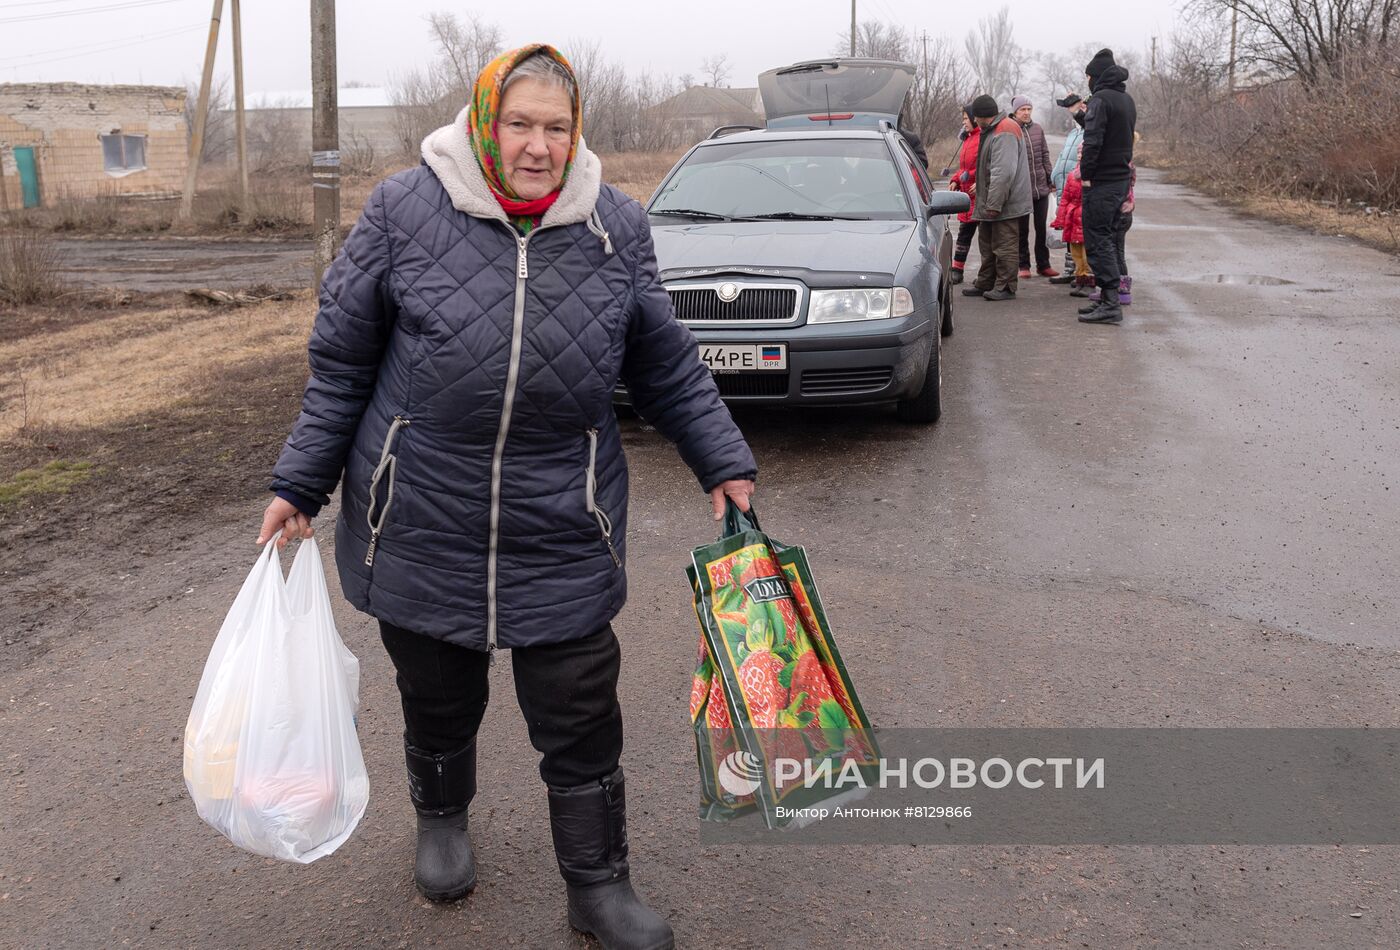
256, 44, 755, 950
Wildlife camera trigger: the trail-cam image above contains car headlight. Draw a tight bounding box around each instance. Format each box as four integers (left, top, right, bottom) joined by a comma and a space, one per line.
807, 287, 915, 324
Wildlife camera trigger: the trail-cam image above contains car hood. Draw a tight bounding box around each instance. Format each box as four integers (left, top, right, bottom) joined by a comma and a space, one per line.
652, 220, 916, 286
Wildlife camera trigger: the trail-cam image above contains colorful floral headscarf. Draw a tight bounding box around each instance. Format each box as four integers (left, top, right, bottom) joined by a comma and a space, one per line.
468, 43, 583, 233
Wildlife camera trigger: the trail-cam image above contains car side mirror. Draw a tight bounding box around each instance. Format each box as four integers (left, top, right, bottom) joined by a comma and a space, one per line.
927, 192, 970, 216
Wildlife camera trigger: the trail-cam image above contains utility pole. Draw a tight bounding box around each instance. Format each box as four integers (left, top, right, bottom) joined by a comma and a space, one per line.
180, 0, 224, 221
850, 0, 856, 56
310, 0, 341, 287
1228, 3, 1239, 93
231, 0, 248, 210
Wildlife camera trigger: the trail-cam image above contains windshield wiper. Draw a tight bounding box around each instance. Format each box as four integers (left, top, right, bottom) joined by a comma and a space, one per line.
748, 212, 872, 221
649, 208, 732, 221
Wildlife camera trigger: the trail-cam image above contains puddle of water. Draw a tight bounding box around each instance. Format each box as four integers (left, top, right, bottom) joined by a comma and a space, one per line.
1200, 274, 1297, 285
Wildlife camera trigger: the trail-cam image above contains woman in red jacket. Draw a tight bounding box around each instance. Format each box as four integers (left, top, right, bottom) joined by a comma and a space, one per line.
948, 105, 980, 284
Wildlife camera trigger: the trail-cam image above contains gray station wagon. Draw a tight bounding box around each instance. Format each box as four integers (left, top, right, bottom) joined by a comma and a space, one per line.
631, 58, 968, 423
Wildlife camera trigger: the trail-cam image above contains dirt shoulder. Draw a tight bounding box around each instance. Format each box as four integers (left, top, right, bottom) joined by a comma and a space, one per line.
0, 292, 315, 670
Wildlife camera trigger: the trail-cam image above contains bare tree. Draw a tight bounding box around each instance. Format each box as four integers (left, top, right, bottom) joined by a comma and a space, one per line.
388, 12, 503, 159
428, 11, 504, 95
905, 35, 970, 170
700, 53, 732, 87
833, 20, 914, 60
184, 74, 234, 164
964, 6, 1029, 103
1187, 0, 1400, 85
244, 97, 307, 171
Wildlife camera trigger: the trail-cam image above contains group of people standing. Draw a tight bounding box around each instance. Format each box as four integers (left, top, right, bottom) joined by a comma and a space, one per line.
947, 47, 1138, 324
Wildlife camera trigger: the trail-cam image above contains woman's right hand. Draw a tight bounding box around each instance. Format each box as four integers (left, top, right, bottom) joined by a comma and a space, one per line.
258, 496, 314, 550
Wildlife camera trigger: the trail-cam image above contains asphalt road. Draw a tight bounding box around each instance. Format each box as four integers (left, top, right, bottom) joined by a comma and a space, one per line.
55, 238, 315, 291
5, 170, 1400, 948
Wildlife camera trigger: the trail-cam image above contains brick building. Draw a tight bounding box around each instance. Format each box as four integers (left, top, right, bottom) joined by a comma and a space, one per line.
0, 82, 188, 211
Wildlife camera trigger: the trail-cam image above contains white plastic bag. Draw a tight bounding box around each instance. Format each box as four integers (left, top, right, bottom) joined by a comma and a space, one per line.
184, 536, 369, 863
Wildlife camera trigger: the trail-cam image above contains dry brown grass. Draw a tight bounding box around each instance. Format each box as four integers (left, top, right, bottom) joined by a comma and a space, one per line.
0, 292, 315, 443
601, 150, 683, 203
15, 152, 674, 240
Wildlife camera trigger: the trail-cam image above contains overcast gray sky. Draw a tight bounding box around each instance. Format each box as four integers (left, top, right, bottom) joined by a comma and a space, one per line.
2, 0, 1182, 93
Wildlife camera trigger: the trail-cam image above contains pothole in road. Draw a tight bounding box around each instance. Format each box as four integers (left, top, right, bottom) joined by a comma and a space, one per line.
1200, 274, 1297, 285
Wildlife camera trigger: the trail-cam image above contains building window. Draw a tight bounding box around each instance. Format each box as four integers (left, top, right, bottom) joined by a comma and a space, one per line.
100, 133, 147, 175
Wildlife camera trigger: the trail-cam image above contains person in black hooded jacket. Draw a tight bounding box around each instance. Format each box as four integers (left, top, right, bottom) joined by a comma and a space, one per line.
1077, 48, 1137, 325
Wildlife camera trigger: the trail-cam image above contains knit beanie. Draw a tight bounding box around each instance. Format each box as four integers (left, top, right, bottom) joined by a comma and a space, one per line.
1009, 95, 1032, 111
971, 94, 999, 118
1085, 48, 1116, 79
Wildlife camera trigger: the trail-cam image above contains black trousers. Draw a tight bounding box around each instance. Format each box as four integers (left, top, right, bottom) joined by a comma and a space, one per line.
1115, 211, 1133, 275
380, 621, 624, 788
1083, 178, 1130, 292
1017, 194, 1052, 270
954, 219, 978, 265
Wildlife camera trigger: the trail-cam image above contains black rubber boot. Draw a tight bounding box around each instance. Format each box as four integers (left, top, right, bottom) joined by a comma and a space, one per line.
405, 739, 478, 901
1079, 285, 1123, 324
547, 768, 674, 950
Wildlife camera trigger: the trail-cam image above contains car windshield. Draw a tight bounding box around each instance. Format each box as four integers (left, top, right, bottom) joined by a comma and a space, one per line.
649, 138, 912, 222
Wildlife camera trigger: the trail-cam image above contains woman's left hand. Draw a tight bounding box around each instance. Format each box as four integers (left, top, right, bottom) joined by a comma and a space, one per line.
710, 479, 756, 520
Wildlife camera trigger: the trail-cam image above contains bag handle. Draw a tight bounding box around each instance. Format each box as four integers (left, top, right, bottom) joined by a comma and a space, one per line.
721, 498, 761, 538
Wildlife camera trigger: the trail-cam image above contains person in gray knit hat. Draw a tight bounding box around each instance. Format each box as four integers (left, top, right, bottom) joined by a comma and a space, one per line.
960, 94, 1032, 301
1010, 95, 1058, 278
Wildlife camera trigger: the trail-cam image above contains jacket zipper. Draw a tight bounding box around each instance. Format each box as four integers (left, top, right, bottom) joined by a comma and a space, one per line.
365, 414, 411, 567
585, 427, 622, 569
485, 232, 532, 660
484, 216, 616, 659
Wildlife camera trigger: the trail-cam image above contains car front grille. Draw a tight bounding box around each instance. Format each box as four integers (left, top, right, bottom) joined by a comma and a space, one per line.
714, 372, 790, 397
800, 367, 894, 396
668, 286, 799, 323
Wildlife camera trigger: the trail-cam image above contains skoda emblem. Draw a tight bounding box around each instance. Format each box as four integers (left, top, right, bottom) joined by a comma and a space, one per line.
717, 282, 740, 302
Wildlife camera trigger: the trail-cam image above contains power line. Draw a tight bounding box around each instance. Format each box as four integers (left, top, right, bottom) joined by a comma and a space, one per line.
0, 0, 117, 9
0, 23, 203, 67
0, 0, 184, 24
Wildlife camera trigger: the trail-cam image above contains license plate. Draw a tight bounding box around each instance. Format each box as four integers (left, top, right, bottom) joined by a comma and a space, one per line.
699, 344, 787, 373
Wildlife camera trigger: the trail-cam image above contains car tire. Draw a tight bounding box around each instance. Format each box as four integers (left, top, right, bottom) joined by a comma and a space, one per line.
896, 331, 941, 424
939, 274, 955, 338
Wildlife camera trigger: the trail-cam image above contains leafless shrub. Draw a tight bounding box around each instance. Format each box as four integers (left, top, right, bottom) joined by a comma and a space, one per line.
340, 129, 379, 177
200, 180, 309, 232
0, 230, 68, 306
1140, 30, 1400, 214
47, 190, 125, 233
245, 98, 308, 172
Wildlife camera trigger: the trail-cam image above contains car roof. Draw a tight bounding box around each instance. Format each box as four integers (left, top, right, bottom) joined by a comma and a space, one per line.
695, 127, 892, 147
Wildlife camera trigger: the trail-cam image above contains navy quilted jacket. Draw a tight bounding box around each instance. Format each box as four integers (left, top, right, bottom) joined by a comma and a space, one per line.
271, 126, 756, 652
